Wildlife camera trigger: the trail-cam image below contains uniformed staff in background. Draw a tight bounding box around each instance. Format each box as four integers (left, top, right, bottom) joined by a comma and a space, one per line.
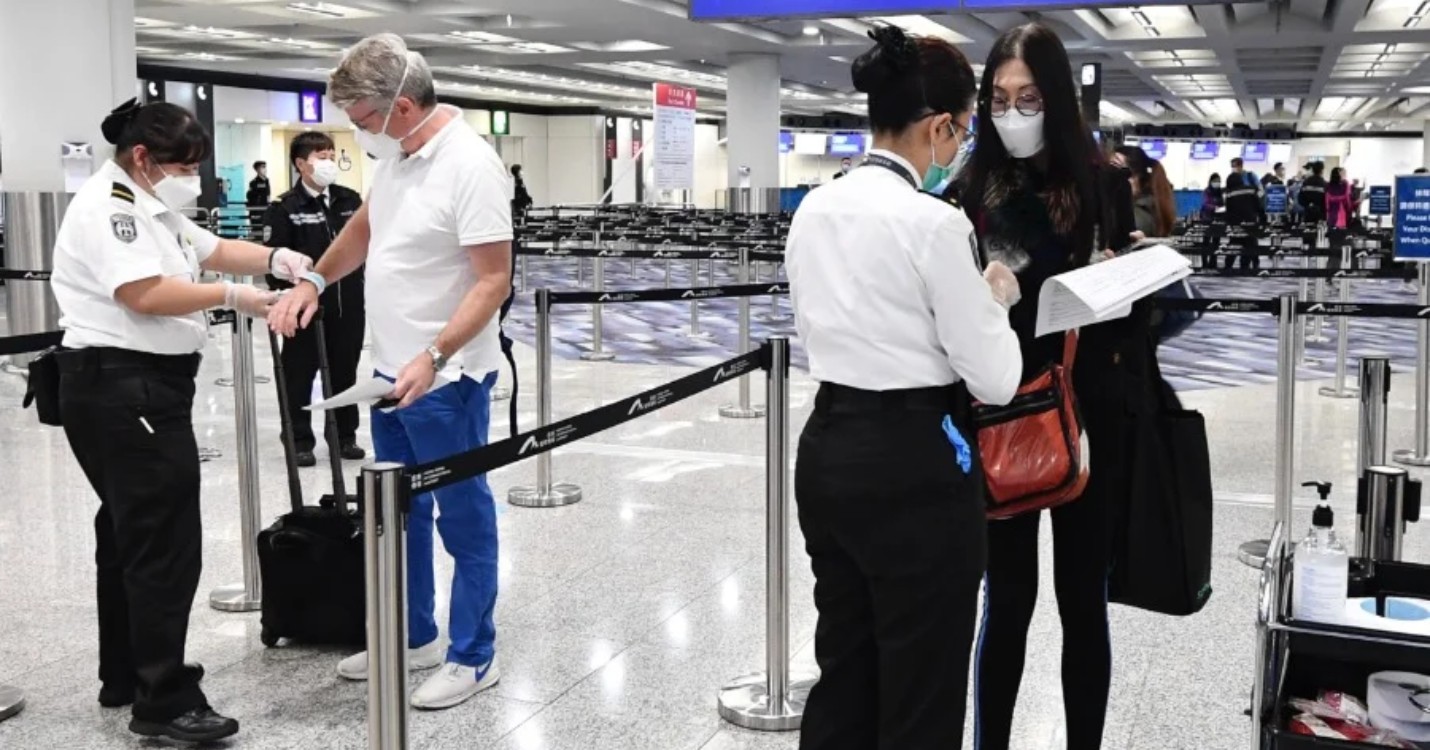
48, 99, 313, 743
247, 160, 270, 207
264, 131, 366, 466
1224, 157, 1264, 227
1299, 161, 1329, 224
786, 25, 1021, 749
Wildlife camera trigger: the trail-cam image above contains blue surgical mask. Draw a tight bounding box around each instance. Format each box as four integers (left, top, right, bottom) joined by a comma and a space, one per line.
923, 122, 971, 193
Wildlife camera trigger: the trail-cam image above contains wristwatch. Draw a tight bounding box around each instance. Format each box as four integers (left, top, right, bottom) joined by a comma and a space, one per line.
425, 344, 448, 371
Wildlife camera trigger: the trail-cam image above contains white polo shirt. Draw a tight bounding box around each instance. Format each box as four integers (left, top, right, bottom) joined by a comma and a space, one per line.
52, 160, 219, 355
365, 104, 514, 380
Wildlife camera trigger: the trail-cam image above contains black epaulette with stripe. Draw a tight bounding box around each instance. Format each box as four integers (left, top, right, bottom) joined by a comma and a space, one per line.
111, 182, 136, 204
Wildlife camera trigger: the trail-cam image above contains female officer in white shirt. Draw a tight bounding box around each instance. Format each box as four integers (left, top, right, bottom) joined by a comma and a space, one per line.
785, 25, 1023, 749
49, 99, 311, 744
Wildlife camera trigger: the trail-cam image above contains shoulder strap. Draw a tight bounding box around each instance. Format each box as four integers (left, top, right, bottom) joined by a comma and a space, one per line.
1062, 329, 1079, 374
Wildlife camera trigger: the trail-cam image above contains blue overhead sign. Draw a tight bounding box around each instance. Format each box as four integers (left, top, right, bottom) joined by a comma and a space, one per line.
1265, 185, 1287, 214
1191, 141, 1220, 160
828, 133, 866, 156
1141, 139, 1167, 160
1369, 185, 1392, 216
779, 132, 794, 154
1242, 142, 1269, 162
1394, 175, 1430, 261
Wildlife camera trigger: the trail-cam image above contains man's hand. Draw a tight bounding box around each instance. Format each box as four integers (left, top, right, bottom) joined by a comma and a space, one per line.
392, 352, 438, 408
268, 281, 320, 337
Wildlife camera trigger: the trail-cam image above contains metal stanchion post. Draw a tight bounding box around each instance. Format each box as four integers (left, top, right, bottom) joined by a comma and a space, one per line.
718, 337, 816, 730
1319, 245, 1359, 398
509, 289, 582, 508
1297, 257, 1311, 363
1358, 358, 1391, 477
581, 257, 616, 362
363, 463, 409, 750
1308, 227, 1330, 343
1239, 294, 1299, 568
720, 249, 765, 419
755, 263, 791, 323
211, 313, 263, 612
0, 685, 24, 722
518, 255, 529, 294
1359, 466, 1411, 565
1395, 263, 1430, 466
687, 258, 712, 339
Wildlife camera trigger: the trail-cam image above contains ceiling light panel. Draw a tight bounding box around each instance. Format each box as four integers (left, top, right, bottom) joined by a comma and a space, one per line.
579, 61, 729, 90
286, 2, 353, 18
453, 65, 651, 99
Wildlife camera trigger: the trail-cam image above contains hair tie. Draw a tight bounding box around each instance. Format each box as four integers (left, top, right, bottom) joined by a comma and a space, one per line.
101, 98, 144, 145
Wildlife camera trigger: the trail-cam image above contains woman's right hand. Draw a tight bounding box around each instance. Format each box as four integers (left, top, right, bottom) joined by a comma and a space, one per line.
984, 261, 1022, 309
224, 282, 279, 319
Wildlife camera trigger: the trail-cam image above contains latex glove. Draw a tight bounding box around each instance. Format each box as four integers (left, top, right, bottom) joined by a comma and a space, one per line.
268, 281, 320, 337
223, 282, 280, 319
984, 260, 1022, 310
269, 248, 313, 281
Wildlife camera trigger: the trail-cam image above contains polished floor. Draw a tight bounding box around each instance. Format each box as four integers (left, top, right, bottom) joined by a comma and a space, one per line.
3, 297, 1430, 749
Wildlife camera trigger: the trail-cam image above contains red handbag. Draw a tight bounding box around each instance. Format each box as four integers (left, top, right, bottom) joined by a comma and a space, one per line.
972, 331, 1089, 520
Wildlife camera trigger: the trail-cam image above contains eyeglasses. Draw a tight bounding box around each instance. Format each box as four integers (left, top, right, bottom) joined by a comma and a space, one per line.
988, 92, 1044, 118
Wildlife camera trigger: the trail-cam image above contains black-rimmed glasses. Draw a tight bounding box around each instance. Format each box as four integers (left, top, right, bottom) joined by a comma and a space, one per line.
988, 93, 1044, 117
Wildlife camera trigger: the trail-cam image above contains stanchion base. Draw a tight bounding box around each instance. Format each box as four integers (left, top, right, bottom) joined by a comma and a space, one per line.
717, 670, 818, 731
215, 378, 234, 387
1393, 449, 1430, 467
1318, 386, 1360, 399
508, 483, 582, 508
719, 404, 766, 419
0, 685, 25, 722
1238, 539, 1270, 569
580, 351, 616, 362
1304, 335, 1331, 344
198, 447, 223, 462
686, 331, 714, 340
208, 583, 261, 612
491, 387, 512, 402
754, 314, 793, 324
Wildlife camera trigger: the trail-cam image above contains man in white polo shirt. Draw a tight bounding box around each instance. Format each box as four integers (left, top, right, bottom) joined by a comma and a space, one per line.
268, 33, 512, 711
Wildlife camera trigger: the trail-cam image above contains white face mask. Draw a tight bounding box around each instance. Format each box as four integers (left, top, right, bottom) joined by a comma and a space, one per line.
353, 56, 439, 159
309, 158, 340, 188
993, 111, 1045, 159
144, 165, 202, 210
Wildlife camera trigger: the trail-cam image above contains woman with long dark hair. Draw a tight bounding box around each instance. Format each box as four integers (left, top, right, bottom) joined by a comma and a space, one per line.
1327, 166, 1353, 228
787, 24, 1022, 749
1113, 145, 1175, 236
958, 22, 1143, 750
1201, 172, 1224, 221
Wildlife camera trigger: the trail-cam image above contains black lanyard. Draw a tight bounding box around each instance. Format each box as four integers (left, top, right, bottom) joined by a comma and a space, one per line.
862, 153, 919, 190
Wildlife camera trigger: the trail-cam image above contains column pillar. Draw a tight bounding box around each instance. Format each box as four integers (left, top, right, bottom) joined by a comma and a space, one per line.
0, 0, 137, 359
1422, 120, 1429, 169
725, 53, 781, 213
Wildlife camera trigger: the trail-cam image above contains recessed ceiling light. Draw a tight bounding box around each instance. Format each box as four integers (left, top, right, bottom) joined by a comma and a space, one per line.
803, 24, 820, 36
287, 2, 346, 18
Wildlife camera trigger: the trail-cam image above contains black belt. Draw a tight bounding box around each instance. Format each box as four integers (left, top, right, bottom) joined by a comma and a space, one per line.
816, 382, 961, 414
58, 347, 202, 378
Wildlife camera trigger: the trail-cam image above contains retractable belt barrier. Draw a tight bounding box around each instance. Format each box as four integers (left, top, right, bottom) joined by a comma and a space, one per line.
0, 268, 51, 282
1155, 296, 1430, 319
0, 330, 64, 356
1192, 267, 1415, 280
548, 282, 789, 307
518, 244, 744, 261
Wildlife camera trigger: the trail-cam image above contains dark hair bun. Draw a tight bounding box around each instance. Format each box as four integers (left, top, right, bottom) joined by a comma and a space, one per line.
851, 25, 918, 94
101, 98, 144, 145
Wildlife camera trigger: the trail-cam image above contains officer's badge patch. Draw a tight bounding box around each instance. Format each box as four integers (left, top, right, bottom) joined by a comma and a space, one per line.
263, 225, 273, 243
110, 213, 137, 244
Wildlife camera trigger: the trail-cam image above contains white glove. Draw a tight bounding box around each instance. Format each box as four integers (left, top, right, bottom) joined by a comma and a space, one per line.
269, 248, 313, 281
223, 282, 280, 319
984, 261, 1022, 310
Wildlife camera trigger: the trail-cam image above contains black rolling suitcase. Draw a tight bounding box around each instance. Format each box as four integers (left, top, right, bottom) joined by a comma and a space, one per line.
256, 314, 366, 647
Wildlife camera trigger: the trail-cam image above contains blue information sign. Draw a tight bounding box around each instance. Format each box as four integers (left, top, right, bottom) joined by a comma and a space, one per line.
1369, 185, 1392, 216
690, 0, 948, 19
1191, 141, 1219, 160
779, 131, 794, 154
1242, 142, 1268, 162
828, 133, 866, 156
1265, 185, 1287, 214
1394, 175, 1430, 261
1141, 139, 1167, 160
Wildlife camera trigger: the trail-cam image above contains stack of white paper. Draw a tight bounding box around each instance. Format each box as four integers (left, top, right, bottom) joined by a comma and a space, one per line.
1035, 244, 1192, 337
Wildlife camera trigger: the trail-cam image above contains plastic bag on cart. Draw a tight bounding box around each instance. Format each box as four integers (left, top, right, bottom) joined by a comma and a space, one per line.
1289, 691, 1371, 725
1287, 714, 1416, 747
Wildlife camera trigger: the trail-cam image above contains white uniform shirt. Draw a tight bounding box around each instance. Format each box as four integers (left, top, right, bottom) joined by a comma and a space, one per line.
365, 104, 513, 380
52, 160, 219, 355
786, 149, 1022, 405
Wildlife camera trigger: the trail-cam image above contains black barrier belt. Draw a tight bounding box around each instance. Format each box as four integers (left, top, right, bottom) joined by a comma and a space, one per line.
405, 346, 769, 493
0, 269, 52, 282
1184, 247, 1389, 258
1192, 267, 1415, 280
0, 330, 64, 356
517, 245, 741, 261
549, 282, 789, 306
1154, 297, 1279, 314
206, 309, 238, 327
1298, 302, 1430, 319
749, 250, 785, 263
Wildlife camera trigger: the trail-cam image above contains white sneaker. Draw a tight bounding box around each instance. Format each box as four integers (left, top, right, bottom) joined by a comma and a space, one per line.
410, 658, 501, 710
336, 638, 445, 681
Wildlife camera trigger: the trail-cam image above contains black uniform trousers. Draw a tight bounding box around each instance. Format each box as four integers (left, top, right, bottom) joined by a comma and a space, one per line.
796, 383, 986, 750
58, 347, 207, 722
281, 307, 365, 451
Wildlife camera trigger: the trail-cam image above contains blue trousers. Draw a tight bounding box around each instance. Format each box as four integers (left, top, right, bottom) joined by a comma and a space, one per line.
370, 372, 499, 667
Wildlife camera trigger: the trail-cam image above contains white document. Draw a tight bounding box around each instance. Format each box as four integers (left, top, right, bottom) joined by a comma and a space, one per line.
1035, 244, 1192, 337
306, 377, 395, 411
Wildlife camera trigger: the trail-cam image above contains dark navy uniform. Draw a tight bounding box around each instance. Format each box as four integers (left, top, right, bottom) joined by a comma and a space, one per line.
263, 183, 364, 452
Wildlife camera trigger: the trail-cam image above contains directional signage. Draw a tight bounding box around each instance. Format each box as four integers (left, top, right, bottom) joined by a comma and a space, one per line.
1191, 141, 1219, 160
1369, 185, 1392, 216
1242, 142, 1269, 162
1265, 184, 1287, 214
1394, 175, 1430, 261
1141, 139, 1167, 160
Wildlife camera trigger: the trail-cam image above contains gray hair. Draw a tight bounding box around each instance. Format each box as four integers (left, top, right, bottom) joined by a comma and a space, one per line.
328, 33, 436, 111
